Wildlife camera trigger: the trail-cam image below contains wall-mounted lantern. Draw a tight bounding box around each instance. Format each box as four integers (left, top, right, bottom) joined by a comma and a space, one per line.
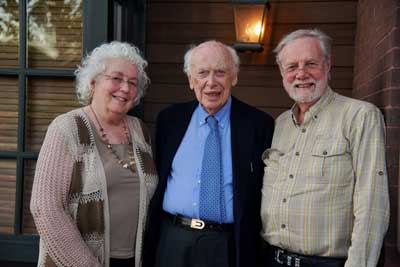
231, 0, 270, 52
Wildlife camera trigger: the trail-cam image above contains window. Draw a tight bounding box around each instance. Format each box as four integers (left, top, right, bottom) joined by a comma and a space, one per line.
0, 0, 108, 263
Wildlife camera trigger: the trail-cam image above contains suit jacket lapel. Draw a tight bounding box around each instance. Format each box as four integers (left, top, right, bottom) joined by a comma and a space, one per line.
230, 97, 254, 220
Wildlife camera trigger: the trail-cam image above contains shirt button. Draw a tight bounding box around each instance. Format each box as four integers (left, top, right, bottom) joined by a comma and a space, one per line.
301, 128, 306, 133
282, 198, 287, 203
281, 224, 286, 229
295, 152, 300, 156
198, 180, 201, 184
322, 151, 328, 155
193, 203, 197, 206
378, 171, 384, 176
289, 174, 294, 179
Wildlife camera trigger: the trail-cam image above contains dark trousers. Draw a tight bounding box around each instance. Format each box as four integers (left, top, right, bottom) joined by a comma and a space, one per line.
261, 242, 346, 267
155, 217, 235, 267
110, 257, 135, 267
266, 258, 345, 267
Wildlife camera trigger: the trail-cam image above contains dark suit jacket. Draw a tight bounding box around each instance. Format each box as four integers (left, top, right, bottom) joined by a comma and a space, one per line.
143, 97, 274, 267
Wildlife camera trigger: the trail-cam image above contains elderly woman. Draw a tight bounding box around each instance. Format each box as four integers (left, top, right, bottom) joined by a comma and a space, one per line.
30, 41, 158, 267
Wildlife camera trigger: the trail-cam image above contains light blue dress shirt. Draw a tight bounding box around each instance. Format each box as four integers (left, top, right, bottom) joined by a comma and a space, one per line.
163, 97, 233, 223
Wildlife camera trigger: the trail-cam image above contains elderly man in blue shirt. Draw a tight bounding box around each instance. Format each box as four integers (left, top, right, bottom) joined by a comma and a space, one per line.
143, 40, 274, 267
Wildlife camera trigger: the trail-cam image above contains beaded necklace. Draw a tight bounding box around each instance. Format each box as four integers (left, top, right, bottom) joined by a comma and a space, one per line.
89, 105, 135, 172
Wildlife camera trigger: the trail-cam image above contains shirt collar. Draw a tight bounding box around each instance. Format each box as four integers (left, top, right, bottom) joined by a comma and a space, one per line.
198, 96, 232, 128
291, 86, 335, 125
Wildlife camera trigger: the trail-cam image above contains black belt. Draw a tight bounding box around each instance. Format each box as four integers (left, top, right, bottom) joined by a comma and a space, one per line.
164, 212, 233, 231
265, 243, 346, 267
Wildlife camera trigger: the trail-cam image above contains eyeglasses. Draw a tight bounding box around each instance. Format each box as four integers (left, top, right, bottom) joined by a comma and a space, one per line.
281, 60, 324, 75
101, 74, 138, 89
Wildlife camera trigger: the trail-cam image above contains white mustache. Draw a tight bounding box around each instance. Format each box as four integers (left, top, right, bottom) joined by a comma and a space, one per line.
292, 80, 316, 87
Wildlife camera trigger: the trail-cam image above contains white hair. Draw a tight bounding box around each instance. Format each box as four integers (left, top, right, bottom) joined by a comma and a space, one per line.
274, 29, 332, 65
183, 40, 240, 75
75, 41, 150, 105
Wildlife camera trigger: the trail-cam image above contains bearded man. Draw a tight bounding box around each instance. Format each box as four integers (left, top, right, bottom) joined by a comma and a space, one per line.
260, 29, 389, 267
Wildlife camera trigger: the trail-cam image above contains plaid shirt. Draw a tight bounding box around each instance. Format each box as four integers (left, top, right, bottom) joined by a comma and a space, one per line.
260, 87, 389, 267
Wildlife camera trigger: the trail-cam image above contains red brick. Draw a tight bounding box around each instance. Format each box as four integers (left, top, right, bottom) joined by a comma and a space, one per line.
388, 89, 400, 105
365, 91, 384, 107
386, 145, 399, 167
391, 28, 400, 47
396, 6, 400, 26
388, 166, 399, 186
383, 107, 400, 124
354, 68, 370, 90
376, 10, 398, 40
353, 84, 368, 99
386, 185, 398, 239
386, 127, 400, 146
368, 73, 385, 95
355, 2, 400, 265
375, 33, 391, 62
382, 242, 400, 266
383, 49, 400, 72
388, 68, 400, 87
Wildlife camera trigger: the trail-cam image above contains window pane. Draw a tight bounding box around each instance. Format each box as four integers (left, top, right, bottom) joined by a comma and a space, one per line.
26, 77, 80, 152
0, 159, 16, 234
0, 0, 19, 67
22, 159, 37, 234
27, 0, 83, 68
0, 76, 18, 151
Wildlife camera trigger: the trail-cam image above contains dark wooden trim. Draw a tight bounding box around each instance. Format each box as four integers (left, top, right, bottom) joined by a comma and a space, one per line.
111, 0, 147, 119
83, 0, 109, 53
0, 236, 39, 263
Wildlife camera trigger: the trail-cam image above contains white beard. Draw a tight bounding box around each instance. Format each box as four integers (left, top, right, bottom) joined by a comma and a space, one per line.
284, 78, 327, 104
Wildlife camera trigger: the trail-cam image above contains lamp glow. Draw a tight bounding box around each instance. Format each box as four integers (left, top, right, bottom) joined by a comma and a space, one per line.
232, 0, 270, 52
245, 21, 262, 42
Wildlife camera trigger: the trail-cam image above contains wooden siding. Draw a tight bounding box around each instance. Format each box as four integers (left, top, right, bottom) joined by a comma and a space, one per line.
144, 0, 358, 133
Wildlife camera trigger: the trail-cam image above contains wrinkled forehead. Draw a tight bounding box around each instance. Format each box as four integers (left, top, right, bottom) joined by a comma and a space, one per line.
191, 43, 233, 71
280, 37, 325, 64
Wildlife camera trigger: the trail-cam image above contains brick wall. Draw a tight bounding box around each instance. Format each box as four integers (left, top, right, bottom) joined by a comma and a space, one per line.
353, 0, 400, 266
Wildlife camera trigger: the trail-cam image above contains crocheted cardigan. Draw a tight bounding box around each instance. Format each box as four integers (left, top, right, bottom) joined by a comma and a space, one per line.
30, 108, 158, 267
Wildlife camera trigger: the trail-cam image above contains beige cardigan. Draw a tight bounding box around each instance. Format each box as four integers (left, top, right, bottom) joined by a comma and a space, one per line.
30, 108, 158, 267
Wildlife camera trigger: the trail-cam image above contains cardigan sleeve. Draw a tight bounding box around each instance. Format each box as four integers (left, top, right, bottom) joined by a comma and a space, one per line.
30, 118, 102, 267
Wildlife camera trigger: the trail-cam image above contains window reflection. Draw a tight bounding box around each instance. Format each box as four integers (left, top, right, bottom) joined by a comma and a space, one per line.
0, 159, 16, 234
26, 76, 80, 151
28, 0, 83, 68
0, 76, 18, 151
0, 0, 83, 69
0, 0, 19, 67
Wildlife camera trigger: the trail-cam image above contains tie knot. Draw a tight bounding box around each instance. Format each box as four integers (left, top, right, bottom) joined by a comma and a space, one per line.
206, 116, 218, 130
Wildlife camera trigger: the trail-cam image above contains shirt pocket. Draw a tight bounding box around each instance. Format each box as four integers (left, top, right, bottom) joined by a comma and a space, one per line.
262, 148, 284, 185
311, 139, 353, 184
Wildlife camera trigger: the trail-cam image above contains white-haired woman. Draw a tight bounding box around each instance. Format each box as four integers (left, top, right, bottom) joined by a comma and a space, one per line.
30, 41, 158, 267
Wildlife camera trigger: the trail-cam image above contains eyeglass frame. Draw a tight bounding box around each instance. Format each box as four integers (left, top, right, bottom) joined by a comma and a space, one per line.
100, 74, 138, 89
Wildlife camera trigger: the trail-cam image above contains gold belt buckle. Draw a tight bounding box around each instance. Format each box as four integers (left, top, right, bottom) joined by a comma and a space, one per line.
190, 218, 205, 230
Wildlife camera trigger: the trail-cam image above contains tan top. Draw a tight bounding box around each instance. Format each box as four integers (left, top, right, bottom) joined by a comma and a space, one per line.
261, 87, 389, 267
91, 121, 140, 259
